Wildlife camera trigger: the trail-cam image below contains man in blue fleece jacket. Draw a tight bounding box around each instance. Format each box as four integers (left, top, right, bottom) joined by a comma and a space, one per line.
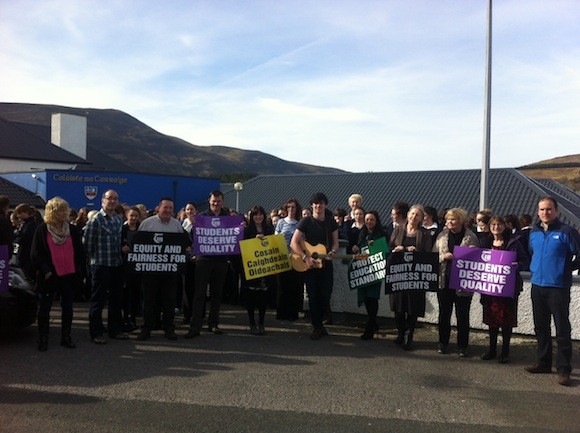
526, 197, 580, 387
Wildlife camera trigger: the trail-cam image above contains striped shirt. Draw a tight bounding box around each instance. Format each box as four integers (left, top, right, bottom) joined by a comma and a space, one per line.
83, 209, 123, 266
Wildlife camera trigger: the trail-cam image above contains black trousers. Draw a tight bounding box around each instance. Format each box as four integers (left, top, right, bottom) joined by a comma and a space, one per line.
142, 274, 178, 333
531, 285, 572, 374
276, 269, 303, 320
191, 259, 228, 331
437, 289, 472, 349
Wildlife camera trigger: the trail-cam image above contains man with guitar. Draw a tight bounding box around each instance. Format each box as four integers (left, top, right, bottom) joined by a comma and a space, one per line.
290, 192, 339, 340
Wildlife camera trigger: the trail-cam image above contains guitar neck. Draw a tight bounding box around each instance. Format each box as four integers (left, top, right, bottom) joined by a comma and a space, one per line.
313, 253, 366, 261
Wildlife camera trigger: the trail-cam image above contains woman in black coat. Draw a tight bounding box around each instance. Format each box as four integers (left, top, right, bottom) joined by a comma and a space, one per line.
31, 197, 86, 351
389, 205, 432, 350
479, 215, 529, 363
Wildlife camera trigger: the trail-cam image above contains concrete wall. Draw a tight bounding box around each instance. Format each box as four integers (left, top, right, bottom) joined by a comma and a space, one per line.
51, 113, 87, 160
329, 251, 580, 340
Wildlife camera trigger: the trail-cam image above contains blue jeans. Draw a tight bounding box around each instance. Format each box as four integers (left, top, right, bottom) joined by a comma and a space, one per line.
89, 265, 124, 339
531, 285, 572, 374
303, 264, 333, 329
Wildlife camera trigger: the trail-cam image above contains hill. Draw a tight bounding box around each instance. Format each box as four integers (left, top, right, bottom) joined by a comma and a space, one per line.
518, 155, 580, 192
0, 103, 344, 179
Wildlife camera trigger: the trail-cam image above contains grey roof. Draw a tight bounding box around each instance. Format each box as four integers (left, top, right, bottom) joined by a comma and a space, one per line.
534, 178, 580, 206
528, 178, 580, 225
0, 117, 88, 165
0, 176, 46, 208
6, 121, 133, 172
223, 169, 580, 230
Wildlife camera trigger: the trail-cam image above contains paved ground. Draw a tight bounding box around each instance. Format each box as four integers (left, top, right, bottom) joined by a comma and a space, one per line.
1, 303, 579, 433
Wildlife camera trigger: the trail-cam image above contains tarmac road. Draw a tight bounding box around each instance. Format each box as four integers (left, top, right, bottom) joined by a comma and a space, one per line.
1, 304, 578, 433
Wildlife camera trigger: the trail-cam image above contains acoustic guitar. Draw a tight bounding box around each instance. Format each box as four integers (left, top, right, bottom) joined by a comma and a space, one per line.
290, 241, 368, 272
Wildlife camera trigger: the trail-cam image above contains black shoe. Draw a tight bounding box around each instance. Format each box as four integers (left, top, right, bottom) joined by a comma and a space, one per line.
403, 335, 414, 351
393, 333, 405, 345
165, 330, 178, 340
498, 353, 510, 364
458, 348, 469, 358
38, 335, 48, 352
437, 344, 447, 354
558, 374, 571, 386
310, 328, 324, 340
136, 330, 150, 341
525, 364, 552, 374
61, 335, 77, 349
361, 323, 378, 340
360, 329, 374, 340
184, 329, 200, 339
480, 350, 497, 361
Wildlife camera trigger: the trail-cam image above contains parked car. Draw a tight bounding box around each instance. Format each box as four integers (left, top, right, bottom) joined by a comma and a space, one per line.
0, 265, 37, 331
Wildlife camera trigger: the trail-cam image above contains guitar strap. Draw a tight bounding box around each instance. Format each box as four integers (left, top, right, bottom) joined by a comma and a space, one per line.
324, 209, 333, 252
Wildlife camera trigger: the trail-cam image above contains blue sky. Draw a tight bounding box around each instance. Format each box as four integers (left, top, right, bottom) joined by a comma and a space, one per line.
1, 0, 579, 173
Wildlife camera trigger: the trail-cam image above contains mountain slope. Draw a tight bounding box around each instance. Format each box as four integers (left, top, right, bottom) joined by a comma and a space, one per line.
0, 103, 344, 178
518, 155, 580, 192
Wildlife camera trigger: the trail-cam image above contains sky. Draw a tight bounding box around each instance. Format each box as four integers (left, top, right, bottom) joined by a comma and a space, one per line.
1, 0, 579, 173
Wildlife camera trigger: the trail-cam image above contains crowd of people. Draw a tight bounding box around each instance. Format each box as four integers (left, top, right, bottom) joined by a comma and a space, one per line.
1, 190, 578, 387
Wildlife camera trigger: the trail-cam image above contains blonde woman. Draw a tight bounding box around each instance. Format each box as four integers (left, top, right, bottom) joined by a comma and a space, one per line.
389, 205, 432, 350
432, 207, 479, 357
31, 197, 86, 351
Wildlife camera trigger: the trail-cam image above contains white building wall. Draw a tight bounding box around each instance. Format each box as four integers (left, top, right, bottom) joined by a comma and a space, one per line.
51, 113, 87, 160
330, 252, 580, 340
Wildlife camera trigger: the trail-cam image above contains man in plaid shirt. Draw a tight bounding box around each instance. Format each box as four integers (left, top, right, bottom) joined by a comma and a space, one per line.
83, 189, 129, 344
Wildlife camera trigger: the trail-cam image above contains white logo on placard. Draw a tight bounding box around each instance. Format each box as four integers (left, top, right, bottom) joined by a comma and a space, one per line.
211, 218, 221, 228
403, 252, 413, 262
481, 250, 492, 262
153, 233, 164, 244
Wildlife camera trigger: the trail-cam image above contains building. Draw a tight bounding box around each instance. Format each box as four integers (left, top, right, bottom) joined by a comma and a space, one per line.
223, 170, 580, 230
0, 113, 219, 210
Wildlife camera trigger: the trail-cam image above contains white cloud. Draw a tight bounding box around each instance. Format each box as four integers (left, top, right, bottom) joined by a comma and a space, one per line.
1, 0, 578, 173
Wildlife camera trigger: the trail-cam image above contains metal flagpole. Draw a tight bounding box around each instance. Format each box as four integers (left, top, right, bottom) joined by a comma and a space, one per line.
480, 0, 492, 211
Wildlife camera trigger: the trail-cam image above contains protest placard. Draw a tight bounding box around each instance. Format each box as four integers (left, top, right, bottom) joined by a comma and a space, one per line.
347, 237, 388, 290
193, 215, 245, 255
127, 231, 190, 273
385, 251, 439, 293
239, 234, 291, 280
449, 246, 517, 298
0, 245, 8, 293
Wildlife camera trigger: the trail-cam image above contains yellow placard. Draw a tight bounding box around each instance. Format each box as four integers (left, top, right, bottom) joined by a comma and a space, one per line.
239, 234, 291, 280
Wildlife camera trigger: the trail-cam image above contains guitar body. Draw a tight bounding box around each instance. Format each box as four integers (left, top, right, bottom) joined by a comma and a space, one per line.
290, 241, 326, 272
290, 241, 369, 272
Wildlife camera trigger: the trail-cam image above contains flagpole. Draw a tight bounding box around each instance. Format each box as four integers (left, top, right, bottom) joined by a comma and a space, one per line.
480, 0, 492, 211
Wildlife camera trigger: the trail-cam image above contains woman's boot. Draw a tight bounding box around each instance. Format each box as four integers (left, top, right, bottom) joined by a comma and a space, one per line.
403, 315, 418, 350
393, 313, 406, 345
498, 327, 512, 363
61, 314, 76, 349
37, 315, 49, 352
481, 327, 498, 360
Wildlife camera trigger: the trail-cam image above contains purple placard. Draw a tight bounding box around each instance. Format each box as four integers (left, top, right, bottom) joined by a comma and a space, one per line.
0, 244, 8, 293
449, 246, 517, 298
193, 215, 245, 255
